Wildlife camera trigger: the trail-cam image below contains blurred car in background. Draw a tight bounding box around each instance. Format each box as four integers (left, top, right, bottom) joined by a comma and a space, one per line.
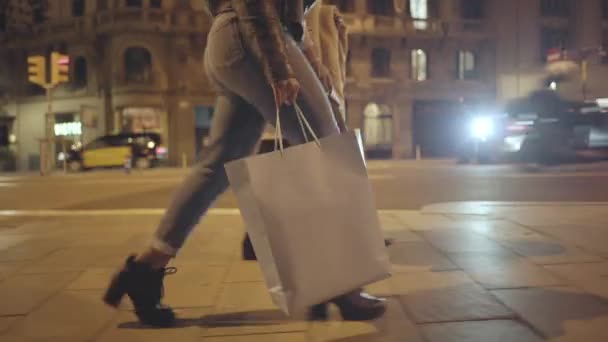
520, 99, 608, 165
65, 132, 167, 172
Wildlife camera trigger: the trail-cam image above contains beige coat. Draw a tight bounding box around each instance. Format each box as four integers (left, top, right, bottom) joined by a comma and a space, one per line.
305, 4, 349, 122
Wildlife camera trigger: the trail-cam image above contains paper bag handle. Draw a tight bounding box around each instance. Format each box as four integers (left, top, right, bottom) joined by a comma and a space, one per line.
272, 88, 321, 153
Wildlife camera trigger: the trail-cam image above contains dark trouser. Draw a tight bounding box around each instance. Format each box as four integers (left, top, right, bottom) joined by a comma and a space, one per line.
151, 12, 339, 255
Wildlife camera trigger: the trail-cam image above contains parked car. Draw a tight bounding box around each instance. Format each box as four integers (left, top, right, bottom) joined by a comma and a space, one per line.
66, 132, 167, 172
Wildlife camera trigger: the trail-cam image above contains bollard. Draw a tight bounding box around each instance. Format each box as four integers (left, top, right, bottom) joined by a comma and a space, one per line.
124, 155, 132, 174
182, 153, 187, 168
416, 145, 421, 161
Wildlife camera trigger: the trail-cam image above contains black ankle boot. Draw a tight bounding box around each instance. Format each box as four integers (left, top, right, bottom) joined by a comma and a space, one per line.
242, 234, 257, 261
241, 234, 394, 261
308, 290, 386, 321
103, 255, 177, 327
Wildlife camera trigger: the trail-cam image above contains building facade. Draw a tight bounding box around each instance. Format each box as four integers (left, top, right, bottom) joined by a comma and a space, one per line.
0, 0, 215, 171
2, 0, 608, 171
331, 0, 608, 158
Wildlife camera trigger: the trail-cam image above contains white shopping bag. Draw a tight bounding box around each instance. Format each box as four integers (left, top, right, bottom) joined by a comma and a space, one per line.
224, 105, 391, 316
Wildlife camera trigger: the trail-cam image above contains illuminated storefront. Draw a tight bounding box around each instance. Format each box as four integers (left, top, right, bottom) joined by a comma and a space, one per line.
54, 113, 82, 164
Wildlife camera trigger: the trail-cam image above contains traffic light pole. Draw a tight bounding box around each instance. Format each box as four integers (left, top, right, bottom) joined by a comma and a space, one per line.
41, 85, 54, 176
27, 52, 70, 175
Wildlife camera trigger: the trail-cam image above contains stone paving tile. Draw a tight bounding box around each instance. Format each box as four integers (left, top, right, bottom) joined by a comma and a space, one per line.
15, 247, 118, 274
95, 308, 208, 342
0, 316, 21, 334
391, 212, 453, 231
203, 332, 308, 342
0, 272, 80, 315
544, 262, 608, 299
0, 234, 30, 251
529, 225, 608, 257
175, 231, 240, 266
460, 219, 545, 241
67, 268, 116, 290
387, 241, 458, 273
308, 298, 425, 342
382, 228, 422, 243
0, 261, 28, 280
367, 271, 513, 323
420, 320, 544, 342
493, 287, 608, 341
224, 261, 264, 283
0, 289, 116, 342
163, 263, 227, 309
379, 213, 414, 232
203, 282, 307, 337
502, 211, 569, 227
448, 252, 566, 289
420, 228, 511, 254
498, 237, 603, 265
0, 239, 65, 262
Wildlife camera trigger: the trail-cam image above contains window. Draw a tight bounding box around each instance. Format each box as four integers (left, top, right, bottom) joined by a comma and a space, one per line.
33, 2, 47, 24
540, 0, 570, 18
327, 0, 355, 13
72, 0, 85, 17
540, 28, 569, 62
603, 0, 608, 19
126, 0, 143, 8
367, 0, 394, 16
97, 0, 108, 11
461, 0, 484, 20
125, 47, 153, 83
411, 49, 428, 81
363, 103, 393, 148
0, 3, 6, 32
457, 50, 478, 80
0, 124, 9, 147
150, 0, 162, 9
73, 57, 88, 89
371, 48, 391, 77
410, 0, 429, 29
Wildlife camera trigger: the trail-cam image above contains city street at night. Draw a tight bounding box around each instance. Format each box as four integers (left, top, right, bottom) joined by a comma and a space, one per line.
2, 161, 608, 341
5, 0, 608, 340
1, 160, 608, 211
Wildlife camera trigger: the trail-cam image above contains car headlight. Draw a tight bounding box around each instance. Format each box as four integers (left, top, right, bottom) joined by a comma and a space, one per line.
470, 116, 494, 141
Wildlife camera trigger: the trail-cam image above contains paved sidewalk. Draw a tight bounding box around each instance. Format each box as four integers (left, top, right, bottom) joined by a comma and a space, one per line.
1, 203, 608, 341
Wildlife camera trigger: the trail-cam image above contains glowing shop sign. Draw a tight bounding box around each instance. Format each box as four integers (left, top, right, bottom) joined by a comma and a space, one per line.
54, 122, 82, 136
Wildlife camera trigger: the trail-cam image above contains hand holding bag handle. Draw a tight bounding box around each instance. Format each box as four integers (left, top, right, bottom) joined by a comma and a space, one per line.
272, 84, 321, 154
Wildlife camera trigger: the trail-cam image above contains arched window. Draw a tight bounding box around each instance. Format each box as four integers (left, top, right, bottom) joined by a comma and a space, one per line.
124, 47, 152, 83
73, 56, 88, 88
72, 0, 86, 17
411, 49, 428, 81
363, 103, 393, 149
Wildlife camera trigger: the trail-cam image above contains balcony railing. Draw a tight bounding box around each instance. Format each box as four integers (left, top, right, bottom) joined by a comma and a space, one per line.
11, 9, 211, 41
342, 14, 493, 38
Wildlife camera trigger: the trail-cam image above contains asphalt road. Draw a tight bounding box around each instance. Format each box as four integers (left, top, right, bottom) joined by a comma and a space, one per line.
1, 160, 608, 211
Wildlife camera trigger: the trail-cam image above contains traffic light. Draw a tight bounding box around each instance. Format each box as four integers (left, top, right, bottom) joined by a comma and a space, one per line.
27, 55, 46, 87
51, 52, 70, 85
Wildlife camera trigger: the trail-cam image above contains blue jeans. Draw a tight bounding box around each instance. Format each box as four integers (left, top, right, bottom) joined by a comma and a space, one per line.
151, 12, 340, 255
